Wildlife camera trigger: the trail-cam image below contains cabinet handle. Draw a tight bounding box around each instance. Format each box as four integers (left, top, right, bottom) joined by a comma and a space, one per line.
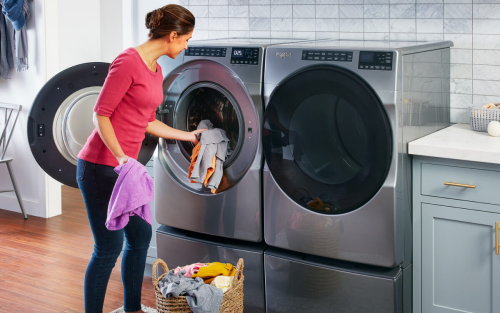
496, 222, 500, 256
444, 182, 476, 189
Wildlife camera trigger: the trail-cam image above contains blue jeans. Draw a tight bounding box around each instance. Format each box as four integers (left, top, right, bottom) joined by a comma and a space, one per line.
77, 159, 152, 313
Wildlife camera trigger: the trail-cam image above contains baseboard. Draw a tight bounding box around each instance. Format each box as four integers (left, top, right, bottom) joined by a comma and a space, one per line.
144, 261, 153, 278
0, 193, 46, 217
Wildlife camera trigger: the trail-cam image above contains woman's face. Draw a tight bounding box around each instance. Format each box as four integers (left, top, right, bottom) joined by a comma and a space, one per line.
166, 31, 193, 59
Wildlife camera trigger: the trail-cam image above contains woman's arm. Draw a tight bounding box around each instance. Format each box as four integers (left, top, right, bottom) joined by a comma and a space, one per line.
146, 119, 205, 144
93, 113, 129, 165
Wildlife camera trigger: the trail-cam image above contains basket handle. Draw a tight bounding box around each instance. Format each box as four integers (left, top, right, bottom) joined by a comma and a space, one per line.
233, 258, 244, 283
152, 259, 170, 285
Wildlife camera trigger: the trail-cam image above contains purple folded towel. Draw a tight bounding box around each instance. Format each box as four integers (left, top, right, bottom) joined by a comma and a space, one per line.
106, 158, 154, 230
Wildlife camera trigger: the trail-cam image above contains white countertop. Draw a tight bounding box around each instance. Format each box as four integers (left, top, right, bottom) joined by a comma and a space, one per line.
408, 123, 500, 165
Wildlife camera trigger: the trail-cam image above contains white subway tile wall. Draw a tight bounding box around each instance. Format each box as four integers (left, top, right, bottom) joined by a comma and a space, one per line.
182, 0, 500, 123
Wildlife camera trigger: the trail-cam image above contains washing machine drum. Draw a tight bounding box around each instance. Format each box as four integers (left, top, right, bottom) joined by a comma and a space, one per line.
158, 60, 259, 194
28, 62, 158, 188
263, 65, 393, 214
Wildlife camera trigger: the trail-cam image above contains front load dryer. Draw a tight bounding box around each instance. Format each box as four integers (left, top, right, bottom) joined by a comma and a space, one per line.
262, 40, 453, 313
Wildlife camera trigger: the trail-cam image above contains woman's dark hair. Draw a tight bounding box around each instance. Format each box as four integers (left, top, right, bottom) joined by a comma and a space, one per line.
145, 4, 195, 39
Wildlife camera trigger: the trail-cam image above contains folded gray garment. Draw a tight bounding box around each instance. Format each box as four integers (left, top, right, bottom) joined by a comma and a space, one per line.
159, 270, 223, 313
190, 120, 229, 190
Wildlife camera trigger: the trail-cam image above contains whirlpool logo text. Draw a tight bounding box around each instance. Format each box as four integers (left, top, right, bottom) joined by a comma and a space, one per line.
276, 52, 292, 58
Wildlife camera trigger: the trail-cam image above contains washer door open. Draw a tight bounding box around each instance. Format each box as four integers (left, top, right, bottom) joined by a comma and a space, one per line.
28, 62, 158, 188
159, 60, 259, 194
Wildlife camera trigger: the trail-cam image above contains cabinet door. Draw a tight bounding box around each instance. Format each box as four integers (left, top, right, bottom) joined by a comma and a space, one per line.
422, 203, 500, 313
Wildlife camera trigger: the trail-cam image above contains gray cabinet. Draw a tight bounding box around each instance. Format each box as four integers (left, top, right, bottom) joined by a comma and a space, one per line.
413, 156, 500, 313
421, 203, 500, 313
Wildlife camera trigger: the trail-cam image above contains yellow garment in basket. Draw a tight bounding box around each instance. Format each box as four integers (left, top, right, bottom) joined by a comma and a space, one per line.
210, 276, 234, 293
191, 262, 236, 284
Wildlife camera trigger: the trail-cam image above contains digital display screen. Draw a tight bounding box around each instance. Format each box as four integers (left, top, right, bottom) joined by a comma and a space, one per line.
231, 47, 259, 65
360, 52, 374, 62
232, 49, 244, 58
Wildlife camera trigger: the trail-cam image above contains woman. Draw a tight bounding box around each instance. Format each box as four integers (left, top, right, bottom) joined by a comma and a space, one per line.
76, 5, 201, 313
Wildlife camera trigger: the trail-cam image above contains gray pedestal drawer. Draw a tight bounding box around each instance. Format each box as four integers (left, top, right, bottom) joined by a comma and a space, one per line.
265, 247, 410, 313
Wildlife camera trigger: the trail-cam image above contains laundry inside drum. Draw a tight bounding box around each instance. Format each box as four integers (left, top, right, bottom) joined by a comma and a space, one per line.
177, 86, 241, 164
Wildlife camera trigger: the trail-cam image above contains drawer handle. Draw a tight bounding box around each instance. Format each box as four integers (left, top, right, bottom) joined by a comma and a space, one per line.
444, 182, 476, 189
496, 222, 500, 256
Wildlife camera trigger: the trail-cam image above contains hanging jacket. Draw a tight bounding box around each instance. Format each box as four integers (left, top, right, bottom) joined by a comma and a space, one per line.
106, 158, 153, 230
2, 0, 25, 31
0, 2, 13, 79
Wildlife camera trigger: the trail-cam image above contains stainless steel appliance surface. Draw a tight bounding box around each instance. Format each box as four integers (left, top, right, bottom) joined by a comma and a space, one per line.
264, 247, 411, 313
155, 38, 314, 242
156, 225, 267, 313
262, 40, 452, 312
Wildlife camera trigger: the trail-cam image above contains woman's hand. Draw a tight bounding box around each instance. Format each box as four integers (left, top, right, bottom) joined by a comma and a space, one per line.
189, 129, 207, 145
116, 155, 130, 165
146, 120, 208, 144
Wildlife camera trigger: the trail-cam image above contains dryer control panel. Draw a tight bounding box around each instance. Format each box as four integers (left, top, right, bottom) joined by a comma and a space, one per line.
185, 47, 227, 57
301, 50, 353, 62
358, 51, 393, 71
231, 48, 259, 65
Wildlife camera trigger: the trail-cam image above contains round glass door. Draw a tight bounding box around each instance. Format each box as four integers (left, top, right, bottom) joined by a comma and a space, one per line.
158, 60, 259, 194
174, 82, 243, 167
263, 65, 392, 214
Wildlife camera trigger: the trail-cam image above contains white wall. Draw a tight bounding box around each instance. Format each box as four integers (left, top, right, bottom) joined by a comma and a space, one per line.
0, 0, 50, 217
124, 0, 183, 77
101, 0, 123, 63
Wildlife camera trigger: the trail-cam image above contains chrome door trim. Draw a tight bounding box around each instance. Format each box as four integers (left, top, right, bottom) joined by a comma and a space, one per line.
53, 86, 102, 165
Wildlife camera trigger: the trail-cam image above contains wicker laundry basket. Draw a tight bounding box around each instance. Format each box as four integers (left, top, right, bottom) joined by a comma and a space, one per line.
152, 258, 244, 313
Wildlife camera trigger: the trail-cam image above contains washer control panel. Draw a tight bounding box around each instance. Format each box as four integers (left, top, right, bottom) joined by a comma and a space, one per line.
185, 47, 227, 57
301, 50, 353, 62
231, 48, 259, 65
358, 51, 393, 71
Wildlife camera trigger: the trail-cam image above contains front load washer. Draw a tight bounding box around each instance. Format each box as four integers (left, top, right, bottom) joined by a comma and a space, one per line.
155, 38, 315, 242
262, 40, 452, 312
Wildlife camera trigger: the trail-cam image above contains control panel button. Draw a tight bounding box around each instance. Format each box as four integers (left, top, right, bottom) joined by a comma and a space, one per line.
301, 50, 354, 62
186, 47, 227, 57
